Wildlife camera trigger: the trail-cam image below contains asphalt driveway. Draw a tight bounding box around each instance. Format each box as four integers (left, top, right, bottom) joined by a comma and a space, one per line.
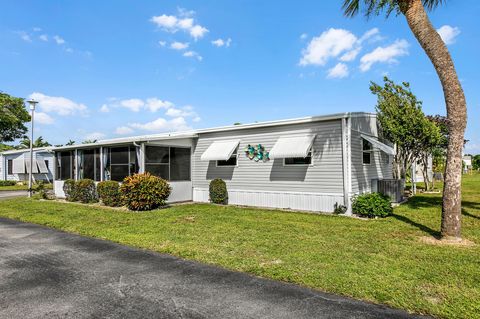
0, 190, 27, 200
0, 218, 425, 319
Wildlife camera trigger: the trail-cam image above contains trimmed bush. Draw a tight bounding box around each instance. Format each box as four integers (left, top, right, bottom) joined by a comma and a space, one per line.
352, 192, 392, 218
97, 181, 122, 207
33, 181, 48, 200
75, 179, 98, 203
120, 172, 171, 211
209, 178, 228, 204
0, 180, 16, 186
63, 179, 77, 201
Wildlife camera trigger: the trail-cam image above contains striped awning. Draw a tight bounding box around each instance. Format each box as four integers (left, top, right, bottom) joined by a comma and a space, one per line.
361, 134, 395, 155
12, 158, 25, 174
201, 140, 240, 161
269, 135, 316, 159
25, 158, 39, 174
36, 158, 49, 174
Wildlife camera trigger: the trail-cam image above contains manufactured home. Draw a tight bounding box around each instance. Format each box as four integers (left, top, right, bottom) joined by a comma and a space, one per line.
0, 148, 55, 182
52, 112, 395, 213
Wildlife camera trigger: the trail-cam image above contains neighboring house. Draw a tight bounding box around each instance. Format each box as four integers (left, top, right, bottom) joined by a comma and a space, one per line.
52, 112, 394, 213
463, 155, 472, 173
414, 156, 433, 183
0, 148, 55, 183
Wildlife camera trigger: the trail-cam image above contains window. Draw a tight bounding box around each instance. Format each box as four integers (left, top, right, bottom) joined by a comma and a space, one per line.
284, 150, 313, 166
145, 146, 191, 181
7, 160, 13, 175
362, 139, 372, 165
55, 151, 74, 180
107, 146, 138, 181
217, 148, 237, 167
44, 160, 49, 172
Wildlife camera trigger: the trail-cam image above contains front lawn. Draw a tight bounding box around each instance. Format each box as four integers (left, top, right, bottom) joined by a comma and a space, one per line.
0, 175, 479, 319
0, 183, 53, 191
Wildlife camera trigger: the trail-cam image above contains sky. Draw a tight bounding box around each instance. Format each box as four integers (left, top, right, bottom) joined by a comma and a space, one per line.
0, 1, 479, 153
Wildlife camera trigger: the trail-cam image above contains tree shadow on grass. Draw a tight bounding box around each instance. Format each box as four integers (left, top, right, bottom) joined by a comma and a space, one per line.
391, 213, 441, 239
462, 208, 480, 220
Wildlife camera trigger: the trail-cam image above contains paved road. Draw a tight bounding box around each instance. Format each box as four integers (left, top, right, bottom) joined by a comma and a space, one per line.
0, 218, 426, 319
0, 190, 27, 200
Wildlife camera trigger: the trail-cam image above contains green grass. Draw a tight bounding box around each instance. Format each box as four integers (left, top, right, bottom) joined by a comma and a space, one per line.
0, 183, 53, 191
1, 175, 479, 318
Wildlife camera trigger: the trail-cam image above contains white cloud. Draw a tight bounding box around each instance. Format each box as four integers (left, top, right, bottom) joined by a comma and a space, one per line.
359, 28, 381, 43
300, 28, 358, 66
170, 41, 189, 50
146, 98, 174, 112
340, 47, 361, 62
35, 112, 54, 125
129, 117, 191, 132
29, 92, 87, 116
85, 132, 106, 141
119, 99, 145, 112
300, 33, 308, 40
115, 126, 134, 135
189, 25, 209, 40
211, 38, 232, 47
39, 34, 48, 42
165, 105, 197, 118
437, 25, 460, 45
183, 50, 202, 61
360, 39, 409, 72
158, 41, 166, 47
17, 31, 32, 42
327, 63, 349, 79
150, 9, 209, 40
99, 104, 110, 113
53, 35, 65, 45
33, 27, 42, 32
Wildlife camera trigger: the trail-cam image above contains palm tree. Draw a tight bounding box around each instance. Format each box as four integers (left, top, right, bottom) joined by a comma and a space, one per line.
342, 0, 467, 241
17, 136, 51, 149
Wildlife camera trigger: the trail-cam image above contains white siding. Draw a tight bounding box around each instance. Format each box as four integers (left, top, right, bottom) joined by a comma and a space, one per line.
350, 116, 393, 194
1, 151, 54, 182
192, 120, 345, 212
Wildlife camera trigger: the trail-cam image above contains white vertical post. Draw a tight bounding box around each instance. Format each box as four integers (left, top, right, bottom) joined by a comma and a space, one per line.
27, 99, 38, 198
342, 116, 352, 215
100, 147, 104, 181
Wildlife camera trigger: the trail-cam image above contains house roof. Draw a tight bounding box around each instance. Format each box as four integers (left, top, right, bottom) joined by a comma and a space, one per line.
0, 147, 52, 156
41, 112, 375, 151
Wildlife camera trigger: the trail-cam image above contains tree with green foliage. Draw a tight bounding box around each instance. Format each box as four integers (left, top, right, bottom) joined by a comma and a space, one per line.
0, 92, 31, 142
16, 136, 51, 149
472, 155, 480, 171
66, 140, 75, 146
342, 0, 467, 240
82, 139, 97, 144
371, 77, 441, 188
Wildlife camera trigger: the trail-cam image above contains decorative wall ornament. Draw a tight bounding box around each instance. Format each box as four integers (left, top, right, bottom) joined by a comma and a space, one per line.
244, 144, 270, 162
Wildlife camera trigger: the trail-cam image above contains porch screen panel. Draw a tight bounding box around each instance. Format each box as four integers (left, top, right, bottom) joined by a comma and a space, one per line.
109, 147, 130, 181
145, 146, 169, 180
82, 149, 95, 180
56, 151, 73, 180
170, 147, 191, 181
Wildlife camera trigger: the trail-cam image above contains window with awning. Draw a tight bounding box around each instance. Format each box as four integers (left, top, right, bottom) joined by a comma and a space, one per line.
360, 134, 395, 156
36, 158, 49, 174
201, 140, 240, 161
269, 135, 316, 160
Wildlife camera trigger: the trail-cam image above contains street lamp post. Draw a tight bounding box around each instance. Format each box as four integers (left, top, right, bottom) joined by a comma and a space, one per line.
27, 99, 38, 198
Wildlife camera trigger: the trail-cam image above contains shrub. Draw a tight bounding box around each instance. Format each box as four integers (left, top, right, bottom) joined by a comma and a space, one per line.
97, 181, 122, 207
0, 180, 16, 186
75, 179, 98, 203
209, 179, 228, 204
63, 179, 78, 201
120, 172, 171, 211
33, 181, 47, 200
352, 192, 392, 218
333, 202, 347, 215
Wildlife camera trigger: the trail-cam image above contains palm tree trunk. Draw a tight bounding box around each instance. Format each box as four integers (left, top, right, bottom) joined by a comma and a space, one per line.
402, 0, 467, 240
